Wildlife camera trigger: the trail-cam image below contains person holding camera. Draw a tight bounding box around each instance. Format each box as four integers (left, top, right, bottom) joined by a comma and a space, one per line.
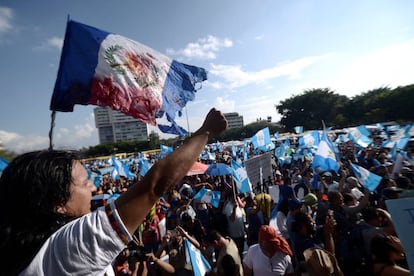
0, 108, 227, 275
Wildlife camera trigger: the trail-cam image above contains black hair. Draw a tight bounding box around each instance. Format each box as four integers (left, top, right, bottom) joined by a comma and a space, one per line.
0, 150, 80, 274
204, 229, 222, 244
278, 198, 289, 216
361, 206, 378, 222
291, 211, 309, 233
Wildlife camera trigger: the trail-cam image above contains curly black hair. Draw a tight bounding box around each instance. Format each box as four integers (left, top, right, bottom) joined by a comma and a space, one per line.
0, 150, 80, 275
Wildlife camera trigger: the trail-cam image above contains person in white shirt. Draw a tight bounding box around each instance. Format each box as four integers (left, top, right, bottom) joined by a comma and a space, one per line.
0, 108, 227, 275
244, 225, 294, 276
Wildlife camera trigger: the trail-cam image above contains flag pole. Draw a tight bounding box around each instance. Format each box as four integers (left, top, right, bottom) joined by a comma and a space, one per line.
185, 106, 190, 135
48, 111, 56, 150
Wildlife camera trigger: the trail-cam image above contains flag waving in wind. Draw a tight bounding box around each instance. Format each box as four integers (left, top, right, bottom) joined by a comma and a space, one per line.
51, 20, 207, 136
193, 187, 221, 208
251, 127, 273, 152
312, 129, 339, 173
350, 163, 382, 192
231, 160, 252, 193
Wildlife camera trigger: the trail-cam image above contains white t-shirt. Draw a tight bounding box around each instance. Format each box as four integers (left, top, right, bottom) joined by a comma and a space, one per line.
223, 201, 245, 238
20, 201, 132, 276
243, 244, 293, 276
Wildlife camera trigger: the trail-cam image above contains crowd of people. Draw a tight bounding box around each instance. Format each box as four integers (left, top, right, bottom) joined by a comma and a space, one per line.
86, 131, 413, 275
1, 108, 413, 275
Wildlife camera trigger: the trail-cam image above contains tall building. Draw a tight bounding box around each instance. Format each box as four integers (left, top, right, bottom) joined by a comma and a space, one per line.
94, 107, 148, 144
224, 112, 244, 129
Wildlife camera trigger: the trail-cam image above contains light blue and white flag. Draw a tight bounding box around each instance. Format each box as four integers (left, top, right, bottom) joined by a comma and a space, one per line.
193, 187, 221, 208
184, 239, 211, 276
294, 126, 303, 134
312, 129, 339, 173
160, 144, 173, 155
348, 125, 372, 148
251, 127, 273, 152
50, 20, 207, 136
87, 168, 102, 188
201, 151, 216, 161
274, 131, 279, 139
405, 124, 414, 137
386, 124, 400, 133
231, 160, 252, 193
138, 157, 150, 177
350, 163, 382, 192
111, 156, 136, 179
299, 131, 320, 149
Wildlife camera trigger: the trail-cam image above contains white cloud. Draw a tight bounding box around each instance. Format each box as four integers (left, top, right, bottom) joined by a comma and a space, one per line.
166, 35, 233, 60
0, 130, 49, 154
47, 36, 64, 50
330, 38, 414, 96
237, 95, 281, 124
0, 114, 97, 153
0, 6, 13, 34
33, 36, 63, 52
208, 54, 330, 90
214, 96, 235, 113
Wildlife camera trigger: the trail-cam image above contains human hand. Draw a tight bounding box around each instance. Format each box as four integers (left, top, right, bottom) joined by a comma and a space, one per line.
176, 225, 187, 236
324, 210, 337, 234
199, 108, 227, 138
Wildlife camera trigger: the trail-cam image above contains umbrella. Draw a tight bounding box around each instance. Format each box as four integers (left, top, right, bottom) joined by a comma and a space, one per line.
205, 163, 234, 176
187, 161, 209, 176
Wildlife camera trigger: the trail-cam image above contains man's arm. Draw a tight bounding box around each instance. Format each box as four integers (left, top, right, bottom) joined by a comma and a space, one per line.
115, 108, 227, 234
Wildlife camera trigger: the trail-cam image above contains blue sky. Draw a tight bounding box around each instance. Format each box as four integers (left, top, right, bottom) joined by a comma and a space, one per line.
0, 1, 413, 153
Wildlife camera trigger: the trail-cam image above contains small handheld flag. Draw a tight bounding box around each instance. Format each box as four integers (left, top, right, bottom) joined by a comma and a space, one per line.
350, 163, 382, 192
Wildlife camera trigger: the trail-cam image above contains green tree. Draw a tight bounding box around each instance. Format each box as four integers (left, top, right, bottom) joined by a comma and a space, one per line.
276, 88, 349, 130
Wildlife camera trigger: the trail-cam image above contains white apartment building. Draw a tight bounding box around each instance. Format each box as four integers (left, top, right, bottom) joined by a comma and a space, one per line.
94, 107, 148, 144
224, 112, 244, 129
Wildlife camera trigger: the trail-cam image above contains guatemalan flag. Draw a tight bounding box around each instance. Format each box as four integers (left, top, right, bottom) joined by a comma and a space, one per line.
50, 20, 207, 136
348, 125, 372, 148
231, 160, 252, 193
299, 131, 320, 149
193, 187, 221, 208
312, 129, 339, 173
350, 163, 382, 192
160, 144, 173, 156
251, 127, 274, 152
111, 156, 136, 179
184, 239, 211, 276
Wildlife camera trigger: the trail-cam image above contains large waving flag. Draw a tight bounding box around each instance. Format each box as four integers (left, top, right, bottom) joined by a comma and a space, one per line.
193, 187, 221, 208
184, 239, 211, 276
251, 127, 274, 152
50, 20, 207, 136
312, 129, 339, 173
231, 160, 252, 193
350, 163, 382, 192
